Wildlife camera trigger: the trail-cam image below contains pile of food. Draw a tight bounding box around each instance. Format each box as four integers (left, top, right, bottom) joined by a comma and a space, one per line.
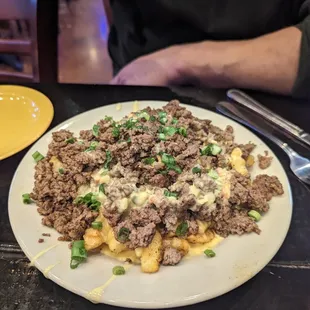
28, 100, 284, 273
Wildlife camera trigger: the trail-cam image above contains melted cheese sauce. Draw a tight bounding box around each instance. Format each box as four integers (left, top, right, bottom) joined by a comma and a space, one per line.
187, 234, 224, 257
132, 101, 140, 112
43, 261, 60, 278
29, 244, 58, 266
116, 103, 122, 111
87, 264, 132, 303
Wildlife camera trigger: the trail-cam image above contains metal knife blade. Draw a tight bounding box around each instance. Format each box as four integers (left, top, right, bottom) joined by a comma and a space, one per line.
227, 89, 310, 148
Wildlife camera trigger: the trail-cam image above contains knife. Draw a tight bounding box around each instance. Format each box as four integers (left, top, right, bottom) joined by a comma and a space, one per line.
227, 89, 310, 148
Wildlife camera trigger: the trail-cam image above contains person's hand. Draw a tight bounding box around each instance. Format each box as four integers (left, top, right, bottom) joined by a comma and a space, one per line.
110, 46, 185, 86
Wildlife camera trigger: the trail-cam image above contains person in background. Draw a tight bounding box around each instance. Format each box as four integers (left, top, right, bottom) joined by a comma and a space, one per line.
105, 0, 310, 98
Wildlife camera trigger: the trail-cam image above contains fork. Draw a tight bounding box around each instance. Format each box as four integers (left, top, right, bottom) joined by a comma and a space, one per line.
216, 101, 310, 185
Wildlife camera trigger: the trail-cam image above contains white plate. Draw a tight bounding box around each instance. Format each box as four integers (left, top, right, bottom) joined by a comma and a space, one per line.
9, 101, 292, 308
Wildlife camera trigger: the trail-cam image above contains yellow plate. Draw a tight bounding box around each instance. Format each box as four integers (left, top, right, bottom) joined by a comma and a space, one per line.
0, 85, 54, 160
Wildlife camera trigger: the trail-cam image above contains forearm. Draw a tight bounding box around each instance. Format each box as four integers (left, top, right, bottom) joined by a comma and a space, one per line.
179, 27, 302, 95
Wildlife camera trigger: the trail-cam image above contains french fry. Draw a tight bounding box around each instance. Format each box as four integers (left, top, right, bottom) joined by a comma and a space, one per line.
163, 237, 190, 255
106, 229, 127, 254
231, 148, 248, 176
101, 245, 140, 264
246, 155, 255, 167
83, 228, 105, 251
187, 229, 215, 244
141, 231, 162, 273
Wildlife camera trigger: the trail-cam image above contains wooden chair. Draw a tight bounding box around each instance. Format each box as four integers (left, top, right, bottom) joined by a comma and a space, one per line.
0, 0, 58, 82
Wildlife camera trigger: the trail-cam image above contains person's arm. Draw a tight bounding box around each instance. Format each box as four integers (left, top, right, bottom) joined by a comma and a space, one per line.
177, 27, 301, 95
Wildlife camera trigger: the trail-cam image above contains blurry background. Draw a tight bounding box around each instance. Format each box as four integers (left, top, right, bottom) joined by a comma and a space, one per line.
0, 0, 112, 84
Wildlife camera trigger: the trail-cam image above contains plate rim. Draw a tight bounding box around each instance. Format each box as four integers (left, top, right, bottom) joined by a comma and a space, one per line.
8, 100, 293, 308
0, 85, 54, 160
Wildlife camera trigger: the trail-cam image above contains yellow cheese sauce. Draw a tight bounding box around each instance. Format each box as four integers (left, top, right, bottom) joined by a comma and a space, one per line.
29, 244, 58, 266
116, 103, 122, 111
87, 264, 132, 303
43, 261, 60, 278
186, 234, 224, 257
132, 101, 140, 112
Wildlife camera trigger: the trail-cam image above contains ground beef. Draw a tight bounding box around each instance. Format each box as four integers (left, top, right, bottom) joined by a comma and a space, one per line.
258, 151, 273, 169
238, 143, 256, 159
128, 223, 156, 249
252, 174, 284, 200
162, 247, 183, 266
187, 219, 199, 235
130, 208, 161, 226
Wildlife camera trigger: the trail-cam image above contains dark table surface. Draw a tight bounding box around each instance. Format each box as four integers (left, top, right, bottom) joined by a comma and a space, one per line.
1, 83, 310, 310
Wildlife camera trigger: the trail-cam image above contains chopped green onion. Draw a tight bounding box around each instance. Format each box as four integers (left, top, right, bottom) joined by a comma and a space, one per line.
143, 157, 156, 165
74, 193, 101, 211
163, 126, 178, 136
211, 144, 222, 155
123, 118, 138, 129
58, 168, 64, 174
22, 193, 32, 204
105, 116, 113, 121
200, 144, 222, 156
103, 150, 112, 170
158, 111, 168, 124
117, 227, 130, 242
112, 126, 120, 138
248, 210, 261, 222
91, 221, 103, 230
150, 115, 156, 122
208, 169, 219, 179
137, 111, 150, 121
171, 118, 178, 125
70, 240, 87, 269
175, 222, 188, 237
161, 153, 176, 166
204, 249, 216, 258
112, 266, 126, 275
127, 138, 131, 143
192, 166, 201, 174
178, 127, 187, 137
99, 183, 105, 194
66, 137, 75, 144
159, 133, 166, 141
77, 139, 84, 145
32, 151, 44, 162
85, 141, 98, 152
164, 190, 178, 198
92, 124, 100, 137
170, 165, 182, 174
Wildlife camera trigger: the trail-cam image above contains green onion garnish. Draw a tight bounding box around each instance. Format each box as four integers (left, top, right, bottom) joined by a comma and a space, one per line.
175, 222, 189, 237
164, 190, 178, 198
172, 118, 178, 125
123, 118, 138, 129
91, 221, 103, 230
158, 111, 168, 124
143, 157, 156, 165
150, 115, 156, 122
112, 126, 120, 138
204, 249, 216, 258
163, 126, 178, 136
178, 127, 187, 137
85, 141, 98, 152
74, 193, 101, 211
192, 167, 201, 174
208, 169, 219, 179
200, 144, 222, 156
104, 116, 113, 122
117, 227, 130, 242
58, 168, 64, 174
99, 183, 105, 194
112, 266, 126, 275
137, 111, 150, 121
22, 193, 32, 204
103, 150, 112, 170
32, 151, 44, 162
70, 240, 87, 269
66, 137, 75, 144
248, 210, 261, 222
92, 124, 100, 137
159, 133, 166, 141
161, 153, 182, 174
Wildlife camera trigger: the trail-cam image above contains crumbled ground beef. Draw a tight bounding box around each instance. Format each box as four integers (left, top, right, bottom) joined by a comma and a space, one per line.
258, 151, 273, 169
31, 99, 284, 252
162, 247, 183, 266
